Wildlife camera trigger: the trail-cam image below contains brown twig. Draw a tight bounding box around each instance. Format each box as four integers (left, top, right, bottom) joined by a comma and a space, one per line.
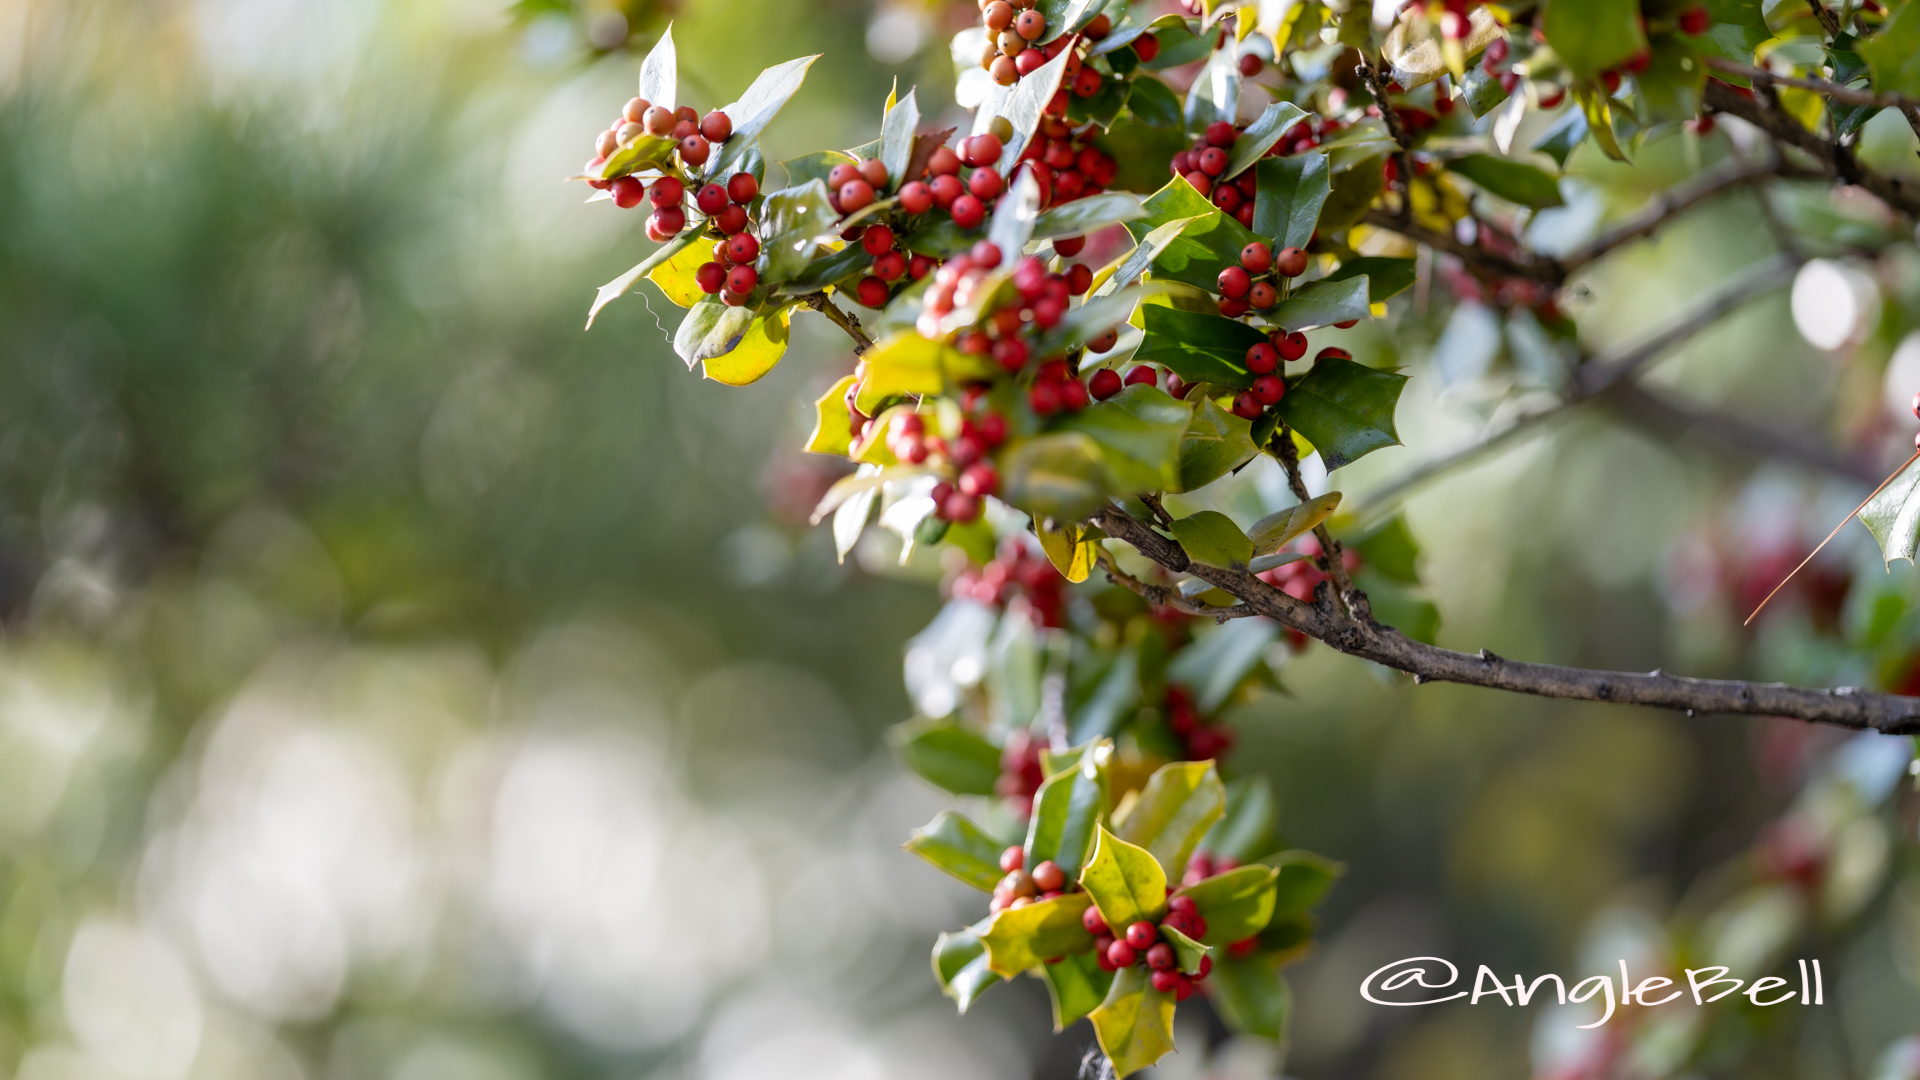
1268, 424, 1364, 616
1705, 80, 1920, 218
1703, 56, 1920, 111
1804, 0, 1842, 40
1356, 55, 1415, 220
1557, 159, 1797, 275
1088, 504, 1920, 734
801, 292, 875, 353
1359, 208, 1564, 283
1095, 549, 1252, 621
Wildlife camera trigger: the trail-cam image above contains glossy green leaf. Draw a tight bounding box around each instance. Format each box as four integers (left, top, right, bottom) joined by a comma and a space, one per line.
1209, 957, 1289, 1039
593, 133, 678, 182
758, 179, 840, 284
1184, 46, 1239, 138
879, 87, 918, 193
1002, 432, 1114, 522
1025, 744, 1109, 878
1057, 384, 1190, 493
1574, 86, 1627, 163
1093, 217, 1203, 299
892, 717, 1003, 796
1174, 396, 1258, 493
805, 374, 859, 456
1532, 107, 1590, 169
1541, 0, 1645, 79
934, 919, 1003, 1012
1224, 101, 1309, 180
1247, 492, 1341, 554
776, 243, 869, 295
1092, 118, 1190, 193
1271, 276, 1372, 331
1827, 34, 1881, 140
1169, 512, 1253, 571
1325, 256, 1416, 303
673, 300, 754, 365
1317, 154, 1386, 230
1269, 849, 1343, 911
1069, 76, 1133, 129
1461, 63, 1511, 119
1274, 356, 1406, 470
1126, 75, 1184, 128
906, 810, 1009, 892
1090, 968, 1176, 1079
1252, 154, 1329, 253
1160, 923, 1210, 975
1861, 454, 1920, 565
1862, 0, 1920, 99
1134, 305, 1266, 387
1087, 13, 1188, 57
637, 25, 676, 110
1036, 518, 1099, 583
1033, 192, 1148, 240
1176, 864, 1277, 945
1114, 759, 1225, 878
980, 892, 1096, 976
1035, 0, 1102, 43
706, 54, 821, 180
999, 49, 1073, 177
585, 227, 703, 329
1201, 776, 1277, 863
1079, 825, 1169, 930
781, 149, 857, 188
1125, 176, 1265, 291
1352, 514, 1421, 582
1696, 0, 1770, 66
1041, 951, 1114, 1031
1447, 154, 1565, 208
1165, 618, 1277, 713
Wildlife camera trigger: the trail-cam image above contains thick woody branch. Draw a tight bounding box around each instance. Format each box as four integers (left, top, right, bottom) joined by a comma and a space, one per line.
800, 292, 875, 354
1089, 505, 1920, 734
1360, 208, 1563, 283
1704, 80, 1920, 218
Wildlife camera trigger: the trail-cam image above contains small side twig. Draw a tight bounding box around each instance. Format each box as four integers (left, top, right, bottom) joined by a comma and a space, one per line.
1269, 425, 1364, 617
1702, 56, 1920, 111
1095, 549, 1253, 622
800, 291, 876, 354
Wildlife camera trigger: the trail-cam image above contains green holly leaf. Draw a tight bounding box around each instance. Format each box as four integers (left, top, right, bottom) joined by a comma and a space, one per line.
1035, 0, 1103, 43
1160, 923, 1210, 975
1275, 356, 1406, 470
934, 919, 1003, 1012
1002, 432, 1115, 522
1114, 760, 1226, 878
1173, 396, 1258, 493
1168, 512, 1254, 572
879, 87, 919, 193
757, 179, 840, 285
1175, 864, 1278, 945
854, 332, 1000, 413
1532, 107, 1590, 169
1252, 154, 1329, 253
1093, 217, 1204, 299
638, 24, 677, 110
1090, 968, 1176, 1079
673, 300, 755, 365
1574, 86, 1628, 162
1185, 46, 1240, 137
1165, 618, 1278, 713
1269, 849, 1344, 911
1209, 957, 1290, 1039
1445, 154, 1565, 208
1058, 385, 1191, 493
1271, 276, 1373, 331
980, 892, 1096, 976
776, 244, 870, 296
906, 810, 1009, 892
1041, 951, 1114, 1031
1542, 0, 1646, 79
1352, 514, 1421, 582
998, 49, 1074, 177
1247, 491, 1341, 554
1325, 256, 1417, 303
891, 717, 1003, 796
1033, 192, 1149, 240
1828, 34, 1882, 139
1224, 101, 1310, 180
1025, 742, 1110, 879
1316, 154, 1386, 230
780, 149, 857, 188
1461, 63, 1511, 119
1635, 36, 1706, 126
1861, 454, 1920, 565
1079, 824, 1169, 930
706, 54, 822, 181
593, 133, 678, 183
1125, 75, 1184, 128
1861, 0, 1920, 98
585, 227, 704, 329
1087, 13, 1189, 58
1696, 0, 1769, 65
1070, 76, 1133, 129
1134, 305, 1267, 387
1092, 119, 1190, 193
1201, 776, 1278, 864
1125, 175, 1265, 291
805, 374, 859, 456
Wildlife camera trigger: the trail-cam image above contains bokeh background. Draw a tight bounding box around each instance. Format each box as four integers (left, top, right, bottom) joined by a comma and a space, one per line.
0, 1, 1916, 1078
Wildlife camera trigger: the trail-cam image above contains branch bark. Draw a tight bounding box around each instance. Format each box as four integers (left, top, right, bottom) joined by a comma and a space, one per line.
1703, 56, 1920, 111
1704, 80, 1920, 218
800, 292, 875, 353
1089, 505, 1920, 734
1359, 208, 1564, 283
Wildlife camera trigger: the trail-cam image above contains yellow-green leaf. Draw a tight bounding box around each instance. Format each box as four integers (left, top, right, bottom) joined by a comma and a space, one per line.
1246, 493, 1341, 554
1078, 825, 1169, 931
702, 307, 790, 386
1113, 760, 1225, 879
1041, 951, 1113, 1031
979, 893, 1096, 976
805, 374, 859, 456
647, 235, 714, 308
1174, 864, 1278, 945
1161, 923, 1210, 975
854, 332, 999, 414
1037, 519, 1100, 583
1169, 510, 1254, 570
1090, 967, 1177, 1078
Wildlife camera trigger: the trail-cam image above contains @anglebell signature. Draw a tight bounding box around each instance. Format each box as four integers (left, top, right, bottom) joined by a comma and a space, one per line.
1360, 956, 1826, 1029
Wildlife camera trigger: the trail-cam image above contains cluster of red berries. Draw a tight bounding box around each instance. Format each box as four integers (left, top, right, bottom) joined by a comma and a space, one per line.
948, 540, 1069, 629
1087, 364, 1162, 402
847, 222, 938, 309
1215, 240, 1312, 318
585, 100, 735, 240
1082, 899, 1213, 998
685, 174, 769, 305
882, 403, 1002, 524
1257, 533, 1363, 602
1276, 114, 1348, 158
1163, 685, 1236, 761
922, 240, 1096, 352
995, 730, 1048, 818
1168, 121, 1259, 227
991, 843, 1075, 911
1013, 116, 1119, 207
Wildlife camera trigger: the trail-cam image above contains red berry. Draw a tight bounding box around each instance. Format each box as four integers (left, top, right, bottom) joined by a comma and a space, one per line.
1678, 6, 1709, 34
696, 183, 728, 215
900, 181, 934, 214
1246, 342, 1280, 374
646, 206, 686, 241
1150, 968, 1180, 993
695, 262, 726, 294
1205, 121, 1237, 148
1083, 327, 1117, 354
727, 172, 758, 204
828, 163, 861, 191
726, 265, 758, 294
1058, 378, 1090, 411
951, 194, 987, 229
1125, 921, 1157, 950
1235, 204, 1255, 228
1217, 266, 1251, 299
960, 462, 1000, 498
1219, 296, 1250, 318
1911, 390, 1920, 420
610, 175, 644, 209
855, 276, 890, 308
1124, 365, 1157, 388
1335, 318, 1359, 328
1238, 52, 1263, 78
928, 146, 963, 176
1252, 373, 1285, 405
1107, 939, 1137, 968
992, 337, 1029, 371
978, 413, 1007, 444
1090, 368, 1123, 400
859, 158, 889, 188
649, 176, 684, 208
678, 134, 710, 167
1174, 974, 1194, 1001
1213, 185, 1242, 213
1275, 246, 1308, 277
968, 167, 1004, 200
1134, 34, 1160, 62
874, 252, 907, 280
1073, 68, 1103, 97
1602, 69, 1622, 95
671, 119, 698, 142
1198, 955, 1213, 979
1167, 374, 1193, 399
944, 492, 982, 522
1054, 235, 1086, 258
1083, 907, 1110, 935
699, 110, 732, 143
971, 240, 1004, 269
1232, 391, 1263, 419
1276, 331, 1308, 360
1198, 147, 1228, 177
1031, 859, 1064, 891
1315, 346, 1351, 362
1167, 895, 1197, 916
929, 174, 965, 209
714, 204, 748, 235
1016, 49, 1046, 77
839, 178, 876, 212
1183, 171, 1212, 197
721, 290, 748, 307
726, 234, 759, 264
1066, 264, 1092, 296
961, 134, 1004, 168
908, 254, 935, 280
1029, 381, 1061, 415
1095, 939, 1120, 972
1228, 937, 1259, 959
1146, 943, 1176, 971
1000, 846, 1025, 873
1240, 242, 1272, 274
863, 225, 895, 256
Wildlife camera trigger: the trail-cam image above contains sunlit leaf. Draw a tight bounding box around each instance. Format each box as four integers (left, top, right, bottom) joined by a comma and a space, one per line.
1160, 923, 1210, 975
1025, 742, 1109, 877
1033, 192, 1148, 240
1200, 776, 1277, 863
999, 50, 1074, 176
1036, 519, 1100, 583
879, 87, 919, 193
805, 374, 859, 456
1247, 492, 1341, 554
934, 919, 1003, 1011
1325, 256, 1416, 303
758, 178, 840, 285
1271, 276, 1372, 331
1113, 759, 1226, 877
1446, 154, 1564, 208
585, 228, 703, 328
1090, 968, 1176, 1079
1541, 0, 1644, 79
1079, 824, 1169, 930
646, 235, 714, 308
673, 299, 753, 366
1174, 396, 1258, 493
702, 306, 790, 385
1169, 511, 1254, 572
980, 892, 1096, 976
1002, 432, 1115, 522
1057, 384, 1190, 493
1175, 864, 1277, 944
906, 809, 1010, 892
855, 332, 1001, 413
638, 25, 676, 110
1224, 101, 1309, 180
1252, 153, 1329, 252
706, 55, 822, 180
1041, 951, 1113, 1031
1861, 454, 1920, 565
892, 716, 1004, 796
1134, 305, 1266, 387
